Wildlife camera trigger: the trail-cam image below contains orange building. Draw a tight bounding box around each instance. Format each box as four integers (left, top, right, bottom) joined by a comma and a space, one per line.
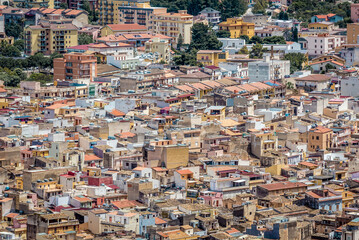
53, 53, 97, 81
308, 126, 333, 152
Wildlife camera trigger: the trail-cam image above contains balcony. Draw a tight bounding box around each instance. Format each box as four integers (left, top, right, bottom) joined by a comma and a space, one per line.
80, 65, 90, 70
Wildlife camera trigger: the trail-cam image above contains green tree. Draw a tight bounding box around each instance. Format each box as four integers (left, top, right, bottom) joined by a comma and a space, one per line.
239, 35, 250, 43
81, 0, 91, 13
78, 33, 94, 45
5, 21, 23, 39
292, 27, 298, 42
28, 73, 52, 85
250, 43, 264, 59
0, 72, 20, 87
286, 81, 294, 89
14, 39, 25, 52
189, 23, 222, 50
253, 0, 268, 14
216, 30, 231, 38
177, 34, 184, 50
173, 50, 197, 66
325, 63, 336, 72
220, 0, 247, 20
249, 35, 263, 44
13, 68, 26, 80
2, 45, 21, 57
238, 46, 249, 54
263, 36, 286, 44
284, 53, 307, 73
59, 2, 67, 8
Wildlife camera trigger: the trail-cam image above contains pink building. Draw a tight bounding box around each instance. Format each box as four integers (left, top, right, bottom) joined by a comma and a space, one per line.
200, 191, 223, 207
306, 33, 346, 56
351, 4, 359, 23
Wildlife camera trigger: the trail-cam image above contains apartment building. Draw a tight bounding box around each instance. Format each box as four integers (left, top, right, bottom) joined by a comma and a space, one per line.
53, 53, 97, 81
352, 3, 359, 22
98, 0, 150, 25
248, 57, 290, 82
218, 17, 255, 38
199, 7, 221, 25
24, 23, 78, 55
145, 38, 171, 63
347, 23, 359, 44
118, 6, 167, 31
306, 33, 346, 56
153, 10, 193, 46
196, 50, 229, 67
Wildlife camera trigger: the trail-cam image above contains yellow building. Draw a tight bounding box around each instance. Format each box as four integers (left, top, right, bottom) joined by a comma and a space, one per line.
311, 55, 345, 66
308, 22, 335, 31
32, 148, 49, 157
145, 38, 171, 63
197, 50, 228, 66
342, 191, 355, 208
347, 23, 359, 44
153, 10, 193, 46
98, 0, 151, 25
24, 23, 78, 55
218, 17, 255, 38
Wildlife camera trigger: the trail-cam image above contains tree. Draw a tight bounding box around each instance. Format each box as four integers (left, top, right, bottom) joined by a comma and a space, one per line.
81, 0, 91, 13
173, 50, 197, 66
284, 53, 307, 73
325, 63, 336, 72
249, 35, 263, 44
2, 45, 21, 57
0, 72, 20, 87
253, 0, 268, 14
286, 81, 294, 89
78, 33, 94, 45
177, 34, 183, 50
28, 73, 52, 85
278, 11, 288, 20
59, 2, 67, 8
250, 43, 264, 59
5, 21, 23, 39
13, 68, 26, 80
216, 30, 231, 38
220, 0, 247, 20
189, 23, 222, 50
292, 27, 298, 42
14, 39, 25, 52
238, 46, 249, 54
239, 35, 250, 43
263, 36, 286, 44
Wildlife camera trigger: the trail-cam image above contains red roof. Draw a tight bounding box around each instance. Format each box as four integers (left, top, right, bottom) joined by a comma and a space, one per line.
84, 154, 102, 162
155, 217, 167, 224
259, 182, 307, 191
110, 109, 126, 117
176, 169, 193, 175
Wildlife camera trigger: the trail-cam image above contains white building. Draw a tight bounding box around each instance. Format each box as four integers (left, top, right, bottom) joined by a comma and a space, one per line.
219, 38, 246, 55
340, 45, 359, 66
306, 33, 346, 56
341, 77, 359, 97
248, 57, 290, 82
